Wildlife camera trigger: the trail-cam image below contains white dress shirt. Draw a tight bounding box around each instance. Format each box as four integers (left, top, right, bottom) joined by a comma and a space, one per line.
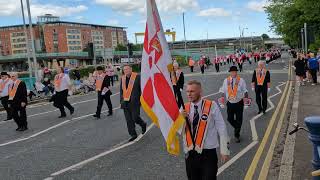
187, 99, 230, 155
220, 77, 248, 103
55, 74, 71, 92
0, 78, 13, 97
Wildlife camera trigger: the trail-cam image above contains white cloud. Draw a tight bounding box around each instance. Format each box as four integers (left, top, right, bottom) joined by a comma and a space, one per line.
107, 19, 119, 25
197, 8, 231, 17
0, 0, 87, 17
94, 0, 198, 16
75, 16, 85, 21
30, 4, 87, 17
247, 0, 270, 12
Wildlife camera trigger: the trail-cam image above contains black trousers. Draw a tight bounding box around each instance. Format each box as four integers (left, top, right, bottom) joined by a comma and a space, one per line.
200, 66, 205, 74
174, 86, 184, 109
190, 66, 194, 72
238, 63, 243, 72
255, 86, 268, 112
109, 76, 114, 86
1, 96, 12, 119
227, 100, 244, 138
215, 64, 220, 72
123, 106, 146, 137
12, 106, 27, 128
53, 89, 74, 116
186, 149, 218, 180
96, 92, 113, 116
310, 69, 318, 83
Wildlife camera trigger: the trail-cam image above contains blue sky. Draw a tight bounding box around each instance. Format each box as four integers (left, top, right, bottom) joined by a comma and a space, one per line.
0, 0, 278, 43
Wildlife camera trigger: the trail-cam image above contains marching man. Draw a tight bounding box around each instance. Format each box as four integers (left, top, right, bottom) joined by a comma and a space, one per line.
120, 65, 147, 142
220, 66, 248, 143
251, 61, 271, 114
182, 80, 230, 180
8, 72, 28, 131
188, 57, 195, 73
0, 72, 13, 121
53, 67, 74, 118
171, 62, 185, 108
199, 57, 206, 74
214, 57, 220, 72
93, 66, 113, 119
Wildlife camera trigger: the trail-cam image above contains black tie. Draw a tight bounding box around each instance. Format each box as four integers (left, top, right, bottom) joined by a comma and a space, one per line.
231, 79, 234, 90
260, 69, 263, 77
193, 105, 200, 134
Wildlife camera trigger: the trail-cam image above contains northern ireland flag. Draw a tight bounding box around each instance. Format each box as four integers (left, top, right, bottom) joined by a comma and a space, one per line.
140, 0, 185, 155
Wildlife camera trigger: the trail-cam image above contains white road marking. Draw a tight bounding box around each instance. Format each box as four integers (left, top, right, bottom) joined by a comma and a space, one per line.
217, 82, 285, 175
0, 92, 120, 125
41, 91, 221, 178
0, 106, 120, 147
218, 141, 258, 175
249, 82, 285, 141
48, 124, 155, 178
43, 84, 285, 178
203, 92, 220, 98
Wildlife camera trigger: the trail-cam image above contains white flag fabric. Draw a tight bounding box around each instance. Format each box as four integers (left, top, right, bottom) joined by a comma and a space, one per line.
140, 0, 185, 155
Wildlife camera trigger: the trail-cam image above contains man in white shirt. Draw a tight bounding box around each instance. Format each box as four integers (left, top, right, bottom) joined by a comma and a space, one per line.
220, 66, 248, 143
182, 80, 230, 180
0, 72, 13, 121
53, 67, 74, 118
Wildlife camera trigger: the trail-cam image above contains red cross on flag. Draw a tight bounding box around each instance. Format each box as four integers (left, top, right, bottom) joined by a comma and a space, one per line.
140, 0, 185, 155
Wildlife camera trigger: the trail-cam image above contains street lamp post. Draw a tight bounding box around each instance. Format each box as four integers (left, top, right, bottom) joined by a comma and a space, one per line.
251, 32, 255, 52
183, 12, 187, 63
242, 27, 248, 51
25, 0, 38, 81
20, 0, 32, 79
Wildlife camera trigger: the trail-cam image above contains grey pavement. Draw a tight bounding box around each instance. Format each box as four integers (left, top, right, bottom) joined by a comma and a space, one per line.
292, 82, 320, 180
0, 55, 289, 180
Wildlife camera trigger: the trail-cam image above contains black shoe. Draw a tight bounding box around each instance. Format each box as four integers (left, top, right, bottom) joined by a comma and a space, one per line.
257, 111, 262, 115
141, 123, 147, 134
263, 110, 266, 114
93, 114, 100, 119
235, 137, 241, 143
58, 114, 66, 118
18, 127, 27, 131
6, 117, 12, 121
70, 108, 75, 115
16, 127, 21, 131
107, 112, 113, 116
128, 136, 138, 142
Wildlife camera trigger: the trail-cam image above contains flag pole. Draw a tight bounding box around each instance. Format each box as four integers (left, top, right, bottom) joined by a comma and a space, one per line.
169, 63, 195, 147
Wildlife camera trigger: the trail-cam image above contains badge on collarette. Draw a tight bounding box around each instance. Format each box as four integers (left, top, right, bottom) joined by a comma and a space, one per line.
201, 114, 208, 121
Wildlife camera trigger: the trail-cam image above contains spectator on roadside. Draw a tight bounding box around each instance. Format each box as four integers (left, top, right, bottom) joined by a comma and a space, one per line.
72, 67, 81, 81
308, 53, 319, 85
43, 67, 51, 79
294, 53, 306, 86
43, 78, 54, 94
34, 80, 46, 96
303, 54, 311, 82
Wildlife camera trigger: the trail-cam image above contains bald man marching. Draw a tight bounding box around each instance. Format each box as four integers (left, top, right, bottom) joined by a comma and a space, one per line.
251, 61, 271, 114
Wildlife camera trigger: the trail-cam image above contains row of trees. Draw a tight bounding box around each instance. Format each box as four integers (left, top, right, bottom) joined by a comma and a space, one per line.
266, 0, 320, 50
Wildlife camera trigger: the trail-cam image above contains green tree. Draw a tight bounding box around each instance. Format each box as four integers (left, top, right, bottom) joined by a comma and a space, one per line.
132, 44, 143, 51
115, 44, 127, 51
261, 34, 270, 40
265, 0, 320, 49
